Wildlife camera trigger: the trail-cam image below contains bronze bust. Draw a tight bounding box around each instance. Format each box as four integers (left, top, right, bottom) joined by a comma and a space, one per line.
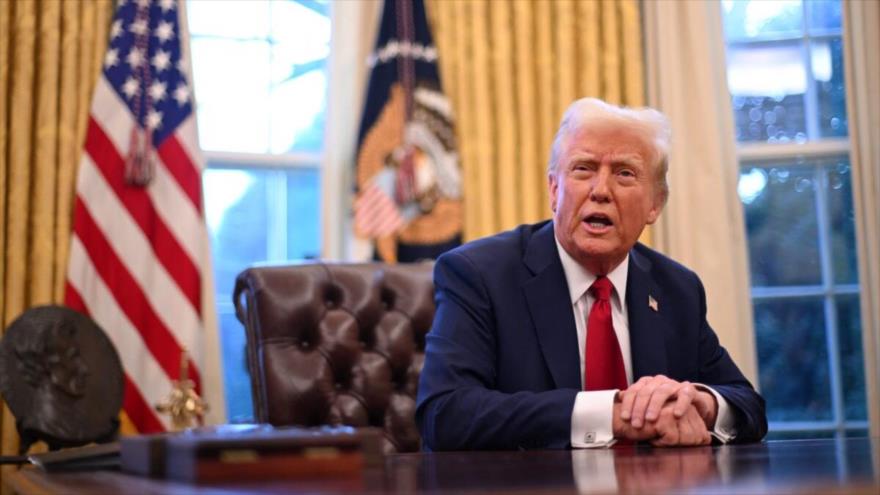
0, 305, 123, 452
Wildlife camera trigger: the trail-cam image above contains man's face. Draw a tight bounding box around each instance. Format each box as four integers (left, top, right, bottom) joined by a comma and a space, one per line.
549, 123, 663, 275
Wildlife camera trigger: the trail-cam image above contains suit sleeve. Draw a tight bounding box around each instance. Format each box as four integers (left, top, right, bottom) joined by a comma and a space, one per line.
415, 250, 578, 451
692, 271, 768, 443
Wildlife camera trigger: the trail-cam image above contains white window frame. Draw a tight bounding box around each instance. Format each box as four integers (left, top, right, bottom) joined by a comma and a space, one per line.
187, 0, 333, 422
739, 143, 867, 436
726, 2, 869, 438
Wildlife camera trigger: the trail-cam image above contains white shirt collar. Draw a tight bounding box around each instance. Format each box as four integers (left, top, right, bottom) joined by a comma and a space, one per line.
554, 235, 629, 308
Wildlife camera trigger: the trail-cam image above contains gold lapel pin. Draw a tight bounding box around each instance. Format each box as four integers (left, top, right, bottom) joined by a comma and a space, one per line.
648, 295, 659, 312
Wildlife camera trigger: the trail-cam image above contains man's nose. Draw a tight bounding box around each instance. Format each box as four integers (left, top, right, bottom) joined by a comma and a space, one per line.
589, 168, 612, 201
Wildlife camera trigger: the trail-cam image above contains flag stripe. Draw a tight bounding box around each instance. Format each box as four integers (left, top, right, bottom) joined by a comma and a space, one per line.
84, 117, 201, 312
355, 184, 404, 236
64, 283, 164, 433
151, 148, 206, 265
358, 205, 402, 234
72, 197, 201, 389
89, 80, 202, 210
66, 239, 172, 432
65, 282, 168, 433
124, 376, 165, 433
64, 280, 88, 313
176, 117, 205, 171
157, 135, 202, 212
75, 154, 203, 362
91, 80, 206, 267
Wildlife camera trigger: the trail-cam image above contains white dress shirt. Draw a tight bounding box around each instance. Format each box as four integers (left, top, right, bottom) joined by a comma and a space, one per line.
553, 238, 737, 448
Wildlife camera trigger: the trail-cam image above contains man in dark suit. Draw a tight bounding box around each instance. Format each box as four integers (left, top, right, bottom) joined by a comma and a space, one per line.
416, 98, 767, 450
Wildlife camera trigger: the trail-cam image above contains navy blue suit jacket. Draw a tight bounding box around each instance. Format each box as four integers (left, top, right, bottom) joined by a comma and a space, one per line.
415, 221, 767, 450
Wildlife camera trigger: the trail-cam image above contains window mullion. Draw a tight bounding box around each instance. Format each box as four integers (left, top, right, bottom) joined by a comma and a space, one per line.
737, 139, 849, 162
266, 170, 288, 261
204, 150, 323, 168
802, 28, 821, 140
813, 163, 846, 439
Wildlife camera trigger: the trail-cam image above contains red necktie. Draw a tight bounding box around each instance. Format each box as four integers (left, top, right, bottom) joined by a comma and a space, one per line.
584, 276, 628, 391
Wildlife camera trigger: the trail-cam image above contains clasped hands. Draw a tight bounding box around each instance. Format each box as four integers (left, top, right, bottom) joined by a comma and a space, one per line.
612, 375, 718, 446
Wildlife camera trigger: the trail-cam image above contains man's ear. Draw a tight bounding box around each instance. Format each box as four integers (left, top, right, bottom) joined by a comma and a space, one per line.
645, 191, 665, 225
548, 173, 558, 212
646, 205, 661, 225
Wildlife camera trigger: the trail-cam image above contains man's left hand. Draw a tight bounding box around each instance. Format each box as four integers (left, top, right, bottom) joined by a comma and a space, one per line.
618, 375, 718, 430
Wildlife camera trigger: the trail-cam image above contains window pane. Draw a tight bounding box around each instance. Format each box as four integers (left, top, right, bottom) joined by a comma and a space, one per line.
205, 168, 271, 299
722, 0, 804, 41
754, 298, 832, 421
813, 38, 848, 138
204, 166, 322, 295
190, 38, 271, 153
270, 0, 330, 45
807, 0, 842, 33
270, 72, 327, 153
727, 42, 807, 143
187, 0, 270, 39
826, 159, 858, 284
740, 164, 821, 286
268, 1, 330, 153
836, 295, 867, 421
188, 0, 330, 154
218, 309, 254, 422
286, 167, 322, 259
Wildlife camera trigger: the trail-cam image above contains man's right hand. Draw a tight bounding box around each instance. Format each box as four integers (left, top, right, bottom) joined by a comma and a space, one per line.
613, 400, 711, 446
650, 404, 712, 447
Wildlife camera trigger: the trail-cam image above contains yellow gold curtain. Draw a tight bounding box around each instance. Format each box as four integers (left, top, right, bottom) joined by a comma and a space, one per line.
0, 0, 112, 484
428, 0, 645, 241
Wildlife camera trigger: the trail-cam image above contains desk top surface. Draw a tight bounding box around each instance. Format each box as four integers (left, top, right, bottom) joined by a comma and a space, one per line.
8, 436, 880, 494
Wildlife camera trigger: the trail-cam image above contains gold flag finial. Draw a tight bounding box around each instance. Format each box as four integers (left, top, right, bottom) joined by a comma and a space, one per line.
156, 350, 208, 430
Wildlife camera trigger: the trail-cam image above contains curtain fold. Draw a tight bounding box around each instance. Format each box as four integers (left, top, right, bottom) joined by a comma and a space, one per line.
428, 0, 644, 241
0, 0, 113, 480
642, 0, 757, 383
843, 0, 880, 440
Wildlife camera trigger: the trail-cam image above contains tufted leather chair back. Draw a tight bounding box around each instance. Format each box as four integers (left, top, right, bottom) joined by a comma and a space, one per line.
232, 262, 434, 453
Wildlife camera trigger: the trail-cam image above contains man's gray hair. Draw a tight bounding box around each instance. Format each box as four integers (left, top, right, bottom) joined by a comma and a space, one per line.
547, 97, 671, 204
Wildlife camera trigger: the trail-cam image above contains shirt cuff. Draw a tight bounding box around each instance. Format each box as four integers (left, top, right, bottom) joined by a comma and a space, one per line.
696, 384, 737, 443
570, 390, 618, 448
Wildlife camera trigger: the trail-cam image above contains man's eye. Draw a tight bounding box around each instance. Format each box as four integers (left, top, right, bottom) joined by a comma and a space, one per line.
619, 169, 636, 178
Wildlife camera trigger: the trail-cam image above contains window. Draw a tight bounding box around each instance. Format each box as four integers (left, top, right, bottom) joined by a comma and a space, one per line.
188, 0, 330, 422
721, 0, 867, 438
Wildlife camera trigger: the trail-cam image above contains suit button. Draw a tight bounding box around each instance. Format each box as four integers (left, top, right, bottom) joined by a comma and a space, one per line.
584, 432, 596, 443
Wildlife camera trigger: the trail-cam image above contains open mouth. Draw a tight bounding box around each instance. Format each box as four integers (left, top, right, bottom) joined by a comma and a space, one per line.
584, 213, 613, 229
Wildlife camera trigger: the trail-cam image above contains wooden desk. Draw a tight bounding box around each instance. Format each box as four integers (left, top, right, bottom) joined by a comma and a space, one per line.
7, 437, 879, 494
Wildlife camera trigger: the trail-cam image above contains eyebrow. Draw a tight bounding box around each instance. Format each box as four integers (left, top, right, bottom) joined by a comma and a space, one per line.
566, 152, 645, 167
566, 152, 596, 165
608, 153, 644, 167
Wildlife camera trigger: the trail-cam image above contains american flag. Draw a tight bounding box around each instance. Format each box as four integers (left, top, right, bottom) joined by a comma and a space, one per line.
65, 0, 215, 433
354, 172, 405, 238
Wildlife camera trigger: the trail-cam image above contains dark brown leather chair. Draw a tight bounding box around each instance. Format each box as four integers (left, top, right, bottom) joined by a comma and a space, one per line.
233, 262, 434, 453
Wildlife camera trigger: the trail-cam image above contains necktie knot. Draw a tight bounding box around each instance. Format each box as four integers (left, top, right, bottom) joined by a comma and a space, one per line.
590, 276, 613, 302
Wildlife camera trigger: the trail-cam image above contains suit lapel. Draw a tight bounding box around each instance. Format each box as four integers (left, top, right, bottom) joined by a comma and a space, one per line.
626, 247, 669, 380
521, 223, 582, 390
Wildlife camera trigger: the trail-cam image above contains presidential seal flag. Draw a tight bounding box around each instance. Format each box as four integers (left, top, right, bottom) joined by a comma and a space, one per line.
355, 0, 462, 263
64, 0, 221, 433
